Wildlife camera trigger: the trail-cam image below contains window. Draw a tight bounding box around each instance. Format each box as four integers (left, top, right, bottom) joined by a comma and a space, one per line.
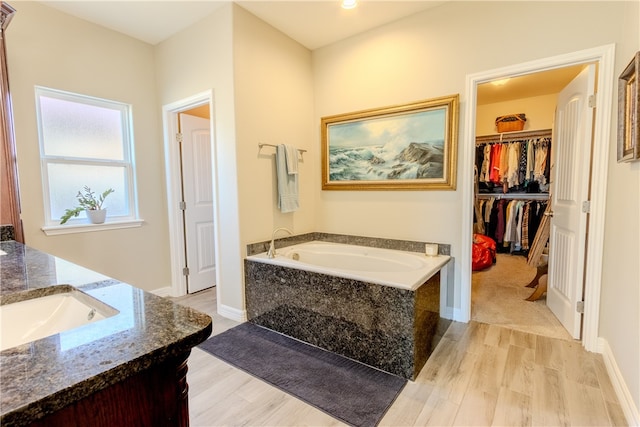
36, 87, 138, 228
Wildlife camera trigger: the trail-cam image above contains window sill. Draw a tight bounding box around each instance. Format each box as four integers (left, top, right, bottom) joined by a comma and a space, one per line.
41, 219, 144, 236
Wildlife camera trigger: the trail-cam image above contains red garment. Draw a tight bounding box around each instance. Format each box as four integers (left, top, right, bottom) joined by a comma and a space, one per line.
472, 234, 496, 271
489, 144, 502, 183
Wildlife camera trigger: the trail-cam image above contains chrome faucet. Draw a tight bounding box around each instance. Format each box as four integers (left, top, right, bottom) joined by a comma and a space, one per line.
267, 227, 293, 258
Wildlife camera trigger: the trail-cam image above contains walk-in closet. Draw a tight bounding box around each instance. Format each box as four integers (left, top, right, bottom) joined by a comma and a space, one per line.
470, 65, 588, 340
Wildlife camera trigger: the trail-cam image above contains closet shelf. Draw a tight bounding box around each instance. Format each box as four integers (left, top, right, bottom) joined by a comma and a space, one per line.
475, 129, 552, 144
476, 193, 549, 200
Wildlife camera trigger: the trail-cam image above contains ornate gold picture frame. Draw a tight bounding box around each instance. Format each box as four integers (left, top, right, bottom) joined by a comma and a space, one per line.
618, 51, 640, 162
321, 95, 459, 190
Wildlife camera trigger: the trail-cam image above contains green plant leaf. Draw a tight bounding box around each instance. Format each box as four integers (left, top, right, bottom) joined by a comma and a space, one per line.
59, 186, 115, 224
59, 207, 85, 225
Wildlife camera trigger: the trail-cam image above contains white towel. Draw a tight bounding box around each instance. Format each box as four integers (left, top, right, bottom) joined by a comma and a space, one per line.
276, 144, 299, 213
284, 144, 298, 175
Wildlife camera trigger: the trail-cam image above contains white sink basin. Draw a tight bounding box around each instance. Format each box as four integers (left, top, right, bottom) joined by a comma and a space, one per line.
0, 288, 119, 351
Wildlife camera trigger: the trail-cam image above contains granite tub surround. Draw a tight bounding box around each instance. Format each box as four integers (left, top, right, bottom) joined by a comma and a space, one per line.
246, 231, 451, 257
0, 241, 213, 426
244, 260, 451, 380
0, 224, 15, 241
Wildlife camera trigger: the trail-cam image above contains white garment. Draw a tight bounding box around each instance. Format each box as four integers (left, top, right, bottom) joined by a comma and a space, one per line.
525, 140, 534, 182
506, 142, 521, 188
533, 142, 548, 185
504, 201, 515, 243
515, 201, 524, 251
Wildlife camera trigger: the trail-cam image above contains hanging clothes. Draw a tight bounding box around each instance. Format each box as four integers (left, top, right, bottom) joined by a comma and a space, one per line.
533, 141, 549, 186
475, 198, 547, 255
480, 144, 491, 182
521, 203, 531, 250
475, 135, 552, 193
525, 139, 535, 183
489, 143, 502, 183
499, 143, 509, 183
506, 142, 521, 188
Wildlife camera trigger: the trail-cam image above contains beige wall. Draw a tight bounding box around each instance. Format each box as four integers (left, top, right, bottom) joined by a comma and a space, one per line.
232, 5, 316, 246
313, 0, 626, 293
155, 4, 243, 311
312, 0, 638, 412
476, 94, 557, 136
5, 0, 639, 415
600, 0, 640, 412
7, 2, 171, 291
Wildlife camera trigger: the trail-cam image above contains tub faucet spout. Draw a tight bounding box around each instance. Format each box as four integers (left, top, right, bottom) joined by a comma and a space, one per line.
267, 227, 293, 258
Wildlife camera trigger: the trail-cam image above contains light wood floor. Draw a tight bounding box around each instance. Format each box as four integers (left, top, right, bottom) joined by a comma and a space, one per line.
173, 285, 627, 426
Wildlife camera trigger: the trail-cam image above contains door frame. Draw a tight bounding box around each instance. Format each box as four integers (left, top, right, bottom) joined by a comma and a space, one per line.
460, 44, 615, 352
162, 90, 220, 298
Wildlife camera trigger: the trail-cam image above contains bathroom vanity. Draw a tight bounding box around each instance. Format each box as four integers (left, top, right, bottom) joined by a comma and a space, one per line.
0, 241, 212, 426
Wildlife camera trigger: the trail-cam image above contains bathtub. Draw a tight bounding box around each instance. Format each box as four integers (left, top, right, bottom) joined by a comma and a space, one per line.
246, 241, 450, 291
244, 240, 452, 380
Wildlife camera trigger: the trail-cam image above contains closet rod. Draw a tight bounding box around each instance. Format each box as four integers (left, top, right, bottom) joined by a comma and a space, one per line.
258, 143, 307, 154
476, 193, 549, 200
475, 129, 552, 145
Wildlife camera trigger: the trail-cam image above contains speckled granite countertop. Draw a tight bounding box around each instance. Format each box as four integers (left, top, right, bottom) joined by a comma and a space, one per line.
0, 241, 213, 426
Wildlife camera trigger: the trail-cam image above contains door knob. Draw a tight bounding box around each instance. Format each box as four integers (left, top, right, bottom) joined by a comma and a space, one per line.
544, 211, 554, 217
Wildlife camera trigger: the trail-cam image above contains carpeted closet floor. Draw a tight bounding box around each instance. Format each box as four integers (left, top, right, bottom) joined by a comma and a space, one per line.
471, 253, 573, 340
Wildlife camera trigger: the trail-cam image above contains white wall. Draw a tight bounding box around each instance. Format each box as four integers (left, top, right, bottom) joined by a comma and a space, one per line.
312, 0, 638, 413
7, 2, 171, 292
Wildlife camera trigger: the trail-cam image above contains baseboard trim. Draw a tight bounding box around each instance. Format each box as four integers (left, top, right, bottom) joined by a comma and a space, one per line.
441, 306, 454, 321
598, 337, 640, 426
150, 286, 173, 297
452, 307, 468, 323
218, 303, 246, 322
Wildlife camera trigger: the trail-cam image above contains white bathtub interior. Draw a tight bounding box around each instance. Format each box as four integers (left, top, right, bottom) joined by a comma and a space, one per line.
248, 241, 449, 287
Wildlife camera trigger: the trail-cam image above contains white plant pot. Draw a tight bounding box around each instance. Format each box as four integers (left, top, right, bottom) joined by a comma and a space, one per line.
86, 209, 107, 224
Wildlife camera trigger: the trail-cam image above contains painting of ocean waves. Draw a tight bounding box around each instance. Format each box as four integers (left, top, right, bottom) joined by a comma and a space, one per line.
322, 96, 459, 190
329, 140, 444, 181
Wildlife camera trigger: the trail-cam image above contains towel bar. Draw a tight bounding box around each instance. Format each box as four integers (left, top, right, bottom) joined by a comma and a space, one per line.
258, 143, 307, 154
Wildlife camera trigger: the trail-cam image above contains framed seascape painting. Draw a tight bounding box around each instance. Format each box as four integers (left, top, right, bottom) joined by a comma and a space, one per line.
321, 95, 459, 190
618, 51, 640, 162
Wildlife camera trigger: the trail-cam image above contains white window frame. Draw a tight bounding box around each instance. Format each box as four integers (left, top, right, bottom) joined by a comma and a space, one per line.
36, 86, 142, 235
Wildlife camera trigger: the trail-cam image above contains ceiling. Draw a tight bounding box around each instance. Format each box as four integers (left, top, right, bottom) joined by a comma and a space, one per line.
39, 1, 447, 50
37, 0, 584, 104
477, 65, 585, 105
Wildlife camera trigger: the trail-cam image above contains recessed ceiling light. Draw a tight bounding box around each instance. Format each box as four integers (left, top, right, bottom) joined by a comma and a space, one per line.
491, 78, 510, 86
342, 0, 357, 10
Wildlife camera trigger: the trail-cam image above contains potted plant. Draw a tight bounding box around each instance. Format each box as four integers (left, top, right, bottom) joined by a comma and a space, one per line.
60, 186, 115, 225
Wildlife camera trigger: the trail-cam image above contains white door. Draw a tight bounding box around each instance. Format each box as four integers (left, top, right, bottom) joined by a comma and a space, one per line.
180, 114, 216, 293
547, 64, 596, 339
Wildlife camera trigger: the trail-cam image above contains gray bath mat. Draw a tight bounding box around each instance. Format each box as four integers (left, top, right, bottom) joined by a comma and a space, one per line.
198, 322, 406, 427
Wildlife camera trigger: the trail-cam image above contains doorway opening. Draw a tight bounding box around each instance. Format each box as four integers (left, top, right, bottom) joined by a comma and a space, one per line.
460, 44, 616, 352
470, 64, 586, 341
163, 91, 220, 298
